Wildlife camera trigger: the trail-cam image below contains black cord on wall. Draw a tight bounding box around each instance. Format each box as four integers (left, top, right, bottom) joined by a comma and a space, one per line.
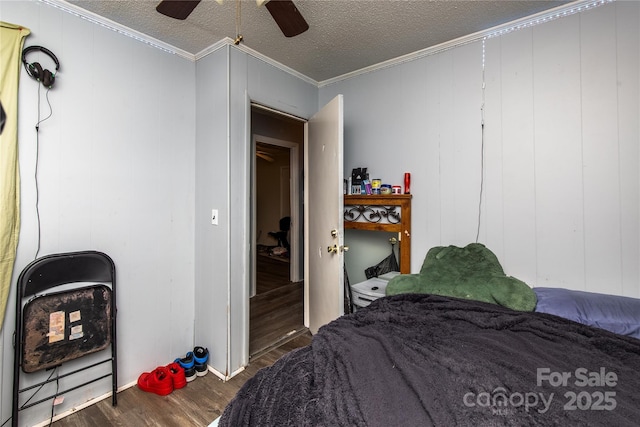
476, 118, 485, 244
476, 40, 486, 244
34, 86, 53, 260
47, 371, 61, 426
0, 366, 59, 426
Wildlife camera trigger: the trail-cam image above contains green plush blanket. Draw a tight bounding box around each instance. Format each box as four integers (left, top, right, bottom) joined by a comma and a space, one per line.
386, 243, 537, 311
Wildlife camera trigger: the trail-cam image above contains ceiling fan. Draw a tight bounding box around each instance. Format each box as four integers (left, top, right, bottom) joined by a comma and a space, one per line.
156, 0, 309, 38
256, 150, 275, 162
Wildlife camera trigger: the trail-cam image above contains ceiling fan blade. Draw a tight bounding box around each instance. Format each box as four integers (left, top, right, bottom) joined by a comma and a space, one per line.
156, 0, 201, 20
257, 151, 275, 162
265, 0, 309, 38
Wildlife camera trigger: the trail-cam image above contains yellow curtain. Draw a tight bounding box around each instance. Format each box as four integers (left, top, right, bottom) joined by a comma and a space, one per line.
0, 22, 30, 331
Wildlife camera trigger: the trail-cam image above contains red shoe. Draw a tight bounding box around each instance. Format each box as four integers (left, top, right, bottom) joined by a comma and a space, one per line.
137, 366, 173, 396
167, 362, 187, 390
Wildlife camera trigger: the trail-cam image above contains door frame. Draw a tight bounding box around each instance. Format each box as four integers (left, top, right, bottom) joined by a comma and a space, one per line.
241, 96, 343, 369
251, 134, 301, 297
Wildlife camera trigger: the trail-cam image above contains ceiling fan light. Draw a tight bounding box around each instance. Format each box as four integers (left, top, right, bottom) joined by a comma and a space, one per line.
256, 0, 268, 6
216, 0, 224, 4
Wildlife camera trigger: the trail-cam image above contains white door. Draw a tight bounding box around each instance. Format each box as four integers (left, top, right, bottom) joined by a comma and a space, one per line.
304, 95, 345, 334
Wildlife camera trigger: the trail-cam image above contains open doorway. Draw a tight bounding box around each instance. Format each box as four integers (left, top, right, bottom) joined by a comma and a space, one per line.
249, 106, 306, 358
255, 141, 292, 280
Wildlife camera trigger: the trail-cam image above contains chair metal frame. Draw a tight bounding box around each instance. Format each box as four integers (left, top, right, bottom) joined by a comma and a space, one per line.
12, 251, 117, 426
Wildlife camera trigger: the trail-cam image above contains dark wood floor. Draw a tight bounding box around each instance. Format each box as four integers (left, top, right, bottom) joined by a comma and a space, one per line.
250, 254, 305, 357
52, 333, 311, 427
250, 281, 304, 357
255, 253, 290, 294
51, 254, 305, 426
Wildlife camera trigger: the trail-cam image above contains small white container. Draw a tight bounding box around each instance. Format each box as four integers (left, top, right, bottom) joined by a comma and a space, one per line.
351, 277, 389, 308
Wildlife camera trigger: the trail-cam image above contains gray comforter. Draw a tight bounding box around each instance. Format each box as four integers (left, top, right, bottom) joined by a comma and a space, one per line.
220, 294, 640, 426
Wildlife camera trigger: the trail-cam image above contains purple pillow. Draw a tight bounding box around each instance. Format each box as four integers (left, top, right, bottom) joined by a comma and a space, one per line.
534, 287, 640, 339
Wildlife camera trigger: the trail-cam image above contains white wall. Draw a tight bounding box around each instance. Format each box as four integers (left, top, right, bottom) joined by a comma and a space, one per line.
193, 45, 317, 378
1, 1, 637, 425
0, 1, 196, 425
483, 2, 640, 296
322, 41, 483, 285
321, 1, 640, 297
226, 49, 317, 373
194, 46, 229, 376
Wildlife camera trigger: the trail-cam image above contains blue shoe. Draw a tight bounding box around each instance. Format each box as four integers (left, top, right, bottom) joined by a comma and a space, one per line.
175, 352, 196, 382
193, 346, 209, 377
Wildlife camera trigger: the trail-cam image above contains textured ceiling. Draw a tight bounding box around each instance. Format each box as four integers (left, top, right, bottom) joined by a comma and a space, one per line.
67, 0, 571, 82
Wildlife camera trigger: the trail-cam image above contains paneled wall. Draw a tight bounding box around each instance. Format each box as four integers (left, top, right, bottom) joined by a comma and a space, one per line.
483, 1, 639, 296
0, 2, 196, 425
1, 1, 637, 425
194, 47, 229, 375
322, 1, 640, 297
223, 48, 317, 374
322, 41, 484, 285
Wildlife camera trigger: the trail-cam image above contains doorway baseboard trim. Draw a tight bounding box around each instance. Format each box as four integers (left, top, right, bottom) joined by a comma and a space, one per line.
249, 327, 310, 361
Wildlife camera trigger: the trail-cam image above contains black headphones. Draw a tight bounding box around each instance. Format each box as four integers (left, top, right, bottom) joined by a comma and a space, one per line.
22, 46, 60, 89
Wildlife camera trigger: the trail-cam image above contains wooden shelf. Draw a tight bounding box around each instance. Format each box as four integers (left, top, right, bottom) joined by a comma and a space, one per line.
343, 194, 412, 274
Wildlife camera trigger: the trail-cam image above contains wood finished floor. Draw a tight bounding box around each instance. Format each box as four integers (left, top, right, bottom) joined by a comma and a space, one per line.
51, 334, 312, 427
250, 254, 305, 357
255, 253, 290, 294
51, 253, 306, 427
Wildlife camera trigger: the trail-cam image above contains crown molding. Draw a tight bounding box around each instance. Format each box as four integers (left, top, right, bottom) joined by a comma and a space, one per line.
317, 0, 613, 87
40, 0, 195, 61
45, 0, 612, 89
195, 39, 319, 87
194, 37, 233, 60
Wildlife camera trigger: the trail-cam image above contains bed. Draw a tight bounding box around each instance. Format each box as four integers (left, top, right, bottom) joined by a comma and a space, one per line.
219, 291, 640, 426
219, 243, 640, 426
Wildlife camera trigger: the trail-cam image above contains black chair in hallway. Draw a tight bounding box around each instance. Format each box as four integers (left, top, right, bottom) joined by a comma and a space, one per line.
268, 216, 291, 252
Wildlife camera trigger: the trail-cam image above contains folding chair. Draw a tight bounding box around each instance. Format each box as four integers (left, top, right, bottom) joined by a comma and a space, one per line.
12, 251, 117, 426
